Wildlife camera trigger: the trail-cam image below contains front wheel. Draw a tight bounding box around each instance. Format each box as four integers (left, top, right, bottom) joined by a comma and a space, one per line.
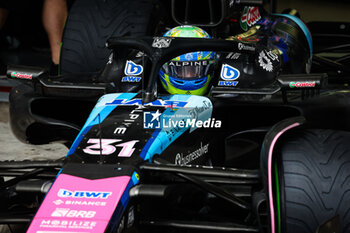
277, 129, 350, 233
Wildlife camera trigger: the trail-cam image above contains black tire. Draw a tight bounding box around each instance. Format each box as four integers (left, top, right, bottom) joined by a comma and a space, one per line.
60, 0, 159, 74
0, 224, 27, 233
277, 129, 350, 233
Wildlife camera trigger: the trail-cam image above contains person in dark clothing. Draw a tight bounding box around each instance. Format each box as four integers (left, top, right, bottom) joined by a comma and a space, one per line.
0, 0, 68, 68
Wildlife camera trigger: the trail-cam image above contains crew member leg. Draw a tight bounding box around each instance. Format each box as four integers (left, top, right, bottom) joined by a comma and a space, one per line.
42, 0, 67, 65
0, 8, 8, 29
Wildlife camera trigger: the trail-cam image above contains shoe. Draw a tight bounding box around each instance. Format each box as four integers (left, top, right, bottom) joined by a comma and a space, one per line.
0, 58, 7, 75
49, 61, 59, 76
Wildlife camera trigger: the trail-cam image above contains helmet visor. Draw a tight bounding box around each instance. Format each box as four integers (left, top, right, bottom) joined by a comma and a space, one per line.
162, 60, 214, 79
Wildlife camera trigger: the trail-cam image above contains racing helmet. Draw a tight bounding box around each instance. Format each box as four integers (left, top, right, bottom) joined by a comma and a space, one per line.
159, 25, 215, 96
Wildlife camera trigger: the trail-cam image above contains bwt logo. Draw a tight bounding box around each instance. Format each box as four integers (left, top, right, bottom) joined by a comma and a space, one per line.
220, 64, 240, 81
122, 76, 141, 82
124, 60, 143, 76
143, 110, 162, 129
58, 189, 112, 199
219, 64, 240, 87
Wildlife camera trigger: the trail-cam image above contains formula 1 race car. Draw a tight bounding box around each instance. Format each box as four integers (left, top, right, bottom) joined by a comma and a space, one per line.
1, 0, 350, 233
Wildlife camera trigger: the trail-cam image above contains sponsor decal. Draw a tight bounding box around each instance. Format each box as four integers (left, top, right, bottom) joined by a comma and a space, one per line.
106, 98, 188, 108
135, 51, 145, 57
218, 64, 240, 87
220, 64, 240, 81
114, 126, 127, 135
238, 42, 255, 51
53, 199, 107, 206
226, 52, 241, 60
188, 100, 212, 120
265, 50, 279, 62
175, 142, 209, 165
122, 76, 141, 82
167, 60, 209, 67
124, 60, 143, 76
53, 199, 64, 205
114, 105, 144, 135
39, 219, 97, 230
289, 81, 316, 88
27, 174, 131, 233
51, 208, 69, 217
58, 189, 112, 199
152, 37, 173, 48
240, 6, 261, 31
218, 81, 239, 87
10, 72, 33, 80
258, 50, 273, 72
51, 208, 96, 218
83, 139, 139, 157
122, 60, 143, 83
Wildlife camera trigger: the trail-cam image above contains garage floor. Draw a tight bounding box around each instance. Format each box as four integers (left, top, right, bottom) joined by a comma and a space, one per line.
0, 102, 68, 160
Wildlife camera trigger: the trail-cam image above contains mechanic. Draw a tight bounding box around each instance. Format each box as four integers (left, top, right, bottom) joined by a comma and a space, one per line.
159, 25, 216, 96
0, 0, 68, 74
42, 0, 68, 69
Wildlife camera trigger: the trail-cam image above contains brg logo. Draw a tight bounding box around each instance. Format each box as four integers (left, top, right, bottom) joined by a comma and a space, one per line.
124, 60, 143, 76
143, 110, 162, 129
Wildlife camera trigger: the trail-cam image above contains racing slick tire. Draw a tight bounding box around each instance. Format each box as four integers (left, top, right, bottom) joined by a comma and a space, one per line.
60, 0, 161, 74
277, 129, 350, 233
